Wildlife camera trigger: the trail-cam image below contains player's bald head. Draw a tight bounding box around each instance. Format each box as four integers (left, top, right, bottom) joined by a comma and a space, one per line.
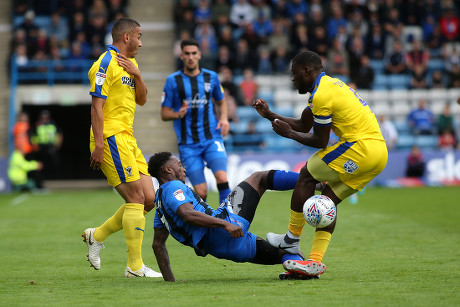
111, 18, 140, 42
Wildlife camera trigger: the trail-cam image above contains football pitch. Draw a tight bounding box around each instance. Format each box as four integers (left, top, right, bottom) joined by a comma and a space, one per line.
1, 186, 459, 306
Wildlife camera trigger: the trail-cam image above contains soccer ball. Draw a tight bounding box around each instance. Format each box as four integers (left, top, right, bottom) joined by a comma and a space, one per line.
303, 195, 337, 228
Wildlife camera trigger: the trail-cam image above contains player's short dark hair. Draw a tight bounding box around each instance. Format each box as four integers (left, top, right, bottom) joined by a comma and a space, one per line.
148, 152, 172, 178
180, 39, 200, 50
292, 51, 323, 71
111, 18, 140, 42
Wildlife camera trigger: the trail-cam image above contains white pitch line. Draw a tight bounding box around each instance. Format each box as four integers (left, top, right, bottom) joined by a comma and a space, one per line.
10, 193, 29, 206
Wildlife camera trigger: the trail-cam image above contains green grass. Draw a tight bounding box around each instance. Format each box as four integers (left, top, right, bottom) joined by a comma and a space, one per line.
1, 186, 459, 306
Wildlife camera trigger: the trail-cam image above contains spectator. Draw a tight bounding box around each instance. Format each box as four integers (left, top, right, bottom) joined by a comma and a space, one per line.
69, 12, 88, 43
217, 25, 235, 54
48, 11, 69, 46
268, 21, 289, 55
407, 99, 436, 135
384, 40, 407, 74
410, 64, 428, 89
346, 9, 369, 38
406, 145, 425, 178
257, 47, 272, 75
443, 44, 460, 74
199, 37, 217, 71
437, 104, 455, 135
309, 26, 329, 57
327, 38, 349, 77
234, 38, 256, 74
348, 36, 366, 77
271, 46, 289, 74
252, 10, 273, 45
366, 23, 386, 59
230, 0, 254, 29
194, 21, 218, 53
174, 0, 194, 25
240, 68, 258, 106
327, 6, 347, 40
286, 0, 308, 19
194, 0, 212, 24
17, 10, 38, 41
352, 55, 374, 89
447, 63, 460, 88
240, 23, 260, 51
176, 9, 195, 38
425, 25, 445, 58
405, 40, 429, 76
211, 0, 231, 23
8, 146, 43, 192
400, 0, 424, 25
216, 45, 235, 72
438, 128, 456, 150
12, 112, 34, 157
31, 110, 63, 180
430, 69, 445, 88
439, 8, 459, 41
13, 43, 29, 72
383, 7, 404, 42
219, 66, 243, 106
291, 24, 309, 55
223, 87, 238, 123
378, 114, 398, 150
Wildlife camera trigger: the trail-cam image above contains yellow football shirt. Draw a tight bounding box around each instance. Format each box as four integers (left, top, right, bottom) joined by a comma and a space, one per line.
308, 73, 384, 142
89, 45, 138, 139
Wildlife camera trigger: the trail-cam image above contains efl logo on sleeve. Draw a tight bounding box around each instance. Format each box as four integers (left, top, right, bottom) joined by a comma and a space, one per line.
173, 189, 185, 201
96, 72, 106, 85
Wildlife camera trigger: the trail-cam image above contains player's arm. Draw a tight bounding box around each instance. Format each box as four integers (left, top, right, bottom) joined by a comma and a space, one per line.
177, 202, 243, 238
215, 98, 229, 136
90, 96, 105, 170
252, 98, 312, 132
273, 119, 330, 148
116, 53, 147, 106
152, 227, 175, 282
161, 104, 188, 121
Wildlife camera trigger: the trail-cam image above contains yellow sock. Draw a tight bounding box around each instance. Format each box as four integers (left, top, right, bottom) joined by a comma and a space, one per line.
94, 204, 126, 242
122, 203, 145, 271
288, 209, 306, 237
308, 231, 332, 262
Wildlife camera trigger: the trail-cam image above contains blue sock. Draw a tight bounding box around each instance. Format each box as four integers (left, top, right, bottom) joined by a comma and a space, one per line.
268, 170, 299, 191
217, 182, 231, 204
282, 253, 304, 263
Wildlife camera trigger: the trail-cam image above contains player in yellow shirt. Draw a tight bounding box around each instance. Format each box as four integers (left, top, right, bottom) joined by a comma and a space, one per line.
252, 50, 387, 277
83, 18, 161, 278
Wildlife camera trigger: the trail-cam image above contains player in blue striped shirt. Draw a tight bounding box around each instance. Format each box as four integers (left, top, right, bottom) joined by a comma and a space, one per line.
161, 39, 231, 203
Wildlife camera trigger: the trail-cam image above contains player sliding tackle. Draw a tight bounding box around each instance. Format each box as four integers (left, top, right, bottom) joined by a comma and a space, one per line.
252, 50, 387, 272
149, 152, 326, 281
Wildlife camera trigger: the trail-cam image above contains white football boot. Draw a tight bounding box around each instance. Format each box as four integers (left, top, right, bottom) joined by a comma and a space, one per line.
283, 259, 327, 277
266, 232, 300, 255
82, 228, 105, 270
125, 264, 163, 278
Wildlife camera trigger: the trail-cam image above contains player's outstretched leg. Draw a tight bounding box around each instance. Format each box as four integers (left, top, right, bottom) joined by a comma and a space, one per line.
82, 228, 105, 270
282, 259, 326, 277
266, 232, 300, 254
124, 264, 162, 278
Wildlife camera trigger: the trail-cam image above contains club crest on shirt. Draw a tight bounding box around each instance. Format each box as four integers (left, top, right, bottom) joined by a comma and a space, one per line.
96, 72, 106, 85
125, 166, 133, 176
344, 159, 359, 173
173, 189, 185, 201
204, 82, 211, 92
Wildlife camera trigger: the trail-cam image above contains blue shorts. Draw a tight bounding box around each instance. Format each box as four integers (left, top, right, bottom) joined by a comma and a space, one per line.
201, 213, 257, 262
179, 138, 228, 186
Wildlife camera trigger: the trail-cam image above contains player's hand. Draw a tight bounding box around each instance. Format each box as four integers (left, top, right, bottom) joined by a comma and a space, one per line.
252, 98, 271, 118
116, 53, 140, 76
177, 102, 188, 119
224, 223, 243, 238
90, 146, 104, 170
272, 118, 293, 138
217, 118, 230, 136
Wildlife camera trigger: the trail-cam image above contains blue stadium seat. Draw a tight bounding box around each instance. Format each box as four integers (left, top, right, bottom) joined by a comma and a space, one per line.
255, 120, 273, 134
236, 106, 259, 121
387, 74, 409, 90
372, 73, 388, 90
229, 121, 249, 134
414, 135, 438, 149
370, 60, 385, 74
396, 134, 415, 149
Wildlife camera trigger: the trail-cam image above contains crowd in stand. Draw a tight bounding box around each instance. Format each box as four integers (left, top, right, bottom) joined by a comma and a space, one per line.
9, 0, 460, 152
173, 0, 460, 151
10, 0, 129, 75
